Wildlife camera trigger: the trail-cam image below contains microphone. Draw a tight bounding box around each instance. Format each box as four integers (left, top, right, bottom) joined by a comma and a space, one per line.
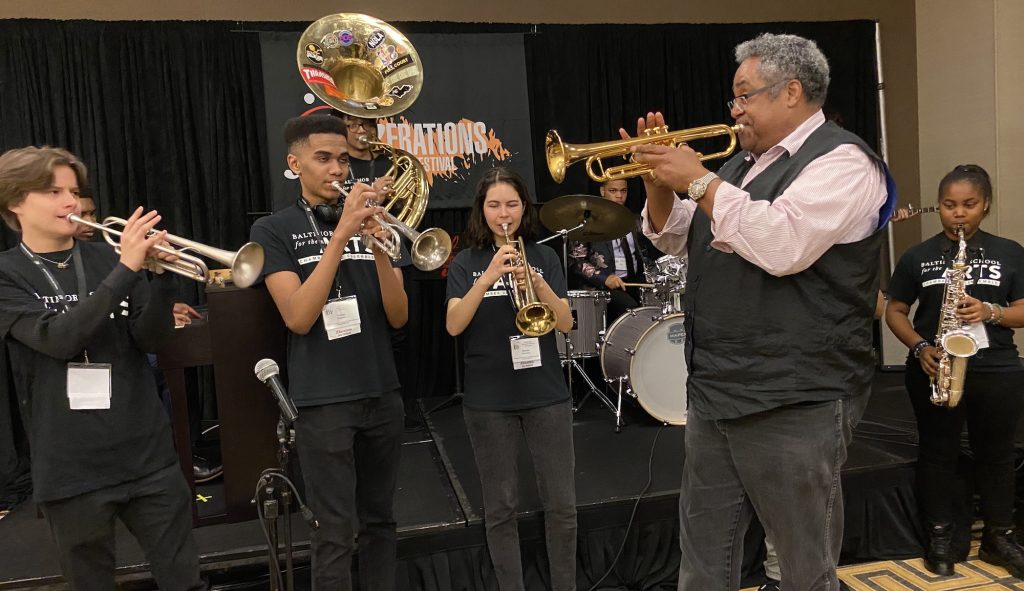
254, 359, 298, 424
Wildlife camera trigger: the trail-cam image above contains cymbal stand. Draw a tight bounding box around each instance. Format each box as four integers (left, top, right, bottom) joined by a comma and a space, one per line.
538, 222, 618, 417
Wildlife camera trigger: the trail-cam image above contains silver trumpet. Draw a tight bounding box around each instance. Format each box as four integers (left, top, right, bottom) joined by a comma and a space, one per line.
68, 214, 265, 288
330, 181, 452, 271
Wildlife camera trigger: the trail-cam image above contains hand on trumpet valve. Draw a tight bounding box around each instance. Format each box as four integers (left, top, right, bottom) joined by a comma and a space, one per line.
336, 182, 382, 242
622, 111, 708, 192
484, 244, 518, 286
118, 207, 168, 273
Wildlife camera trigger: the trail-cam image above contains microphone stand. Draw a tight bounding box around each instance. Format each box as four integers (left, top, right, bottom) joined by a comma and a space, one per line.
254, 415, 306, 591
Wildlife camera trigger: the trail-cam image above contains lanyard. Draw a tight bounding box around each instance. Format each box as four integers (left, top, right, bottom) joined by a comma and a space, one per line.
296, 198, 345, 298
19, 242, 87, 314
20, 241, 92, 362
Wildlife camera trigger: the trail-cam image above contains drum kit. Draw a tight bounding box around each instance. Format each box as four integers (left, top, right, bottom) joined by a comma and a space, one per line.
538, 194, 688, 432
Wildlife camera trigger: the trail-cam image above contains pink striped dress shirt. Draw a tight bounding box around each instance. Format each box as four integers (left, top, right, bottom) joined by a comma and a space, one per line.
641, 110, 886, 277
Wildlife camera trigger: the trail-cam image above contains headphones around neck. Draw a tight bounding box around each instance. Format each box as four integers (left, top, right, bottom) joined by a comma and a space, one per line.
299, 197, 343, 225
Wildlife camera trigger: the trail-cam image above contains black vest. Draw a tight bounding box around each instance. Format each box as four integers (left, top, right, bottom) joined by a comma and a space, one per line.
684, 121, 889, 420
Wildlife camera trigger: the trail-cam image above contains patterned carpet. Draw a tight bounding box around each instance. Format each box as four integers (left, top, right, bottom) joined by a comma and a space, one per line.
838, 543, 1024, 590
743, 543, 1024, 590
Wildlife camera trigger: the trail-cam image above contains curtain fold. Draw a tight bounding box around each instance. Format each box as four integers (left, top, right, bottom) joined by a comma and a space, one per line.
0, 20, 271, 261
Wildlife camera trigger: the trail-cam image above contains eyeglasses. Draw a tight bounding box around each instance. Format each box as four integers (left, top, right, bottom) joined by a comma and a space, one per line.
727, 80, 786, 112
345, 121, 371, 131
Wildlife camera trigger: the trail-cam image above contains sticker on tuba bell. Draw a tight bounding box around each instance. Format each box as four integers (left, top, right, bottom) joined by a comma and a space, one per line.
305, 43, 324, 65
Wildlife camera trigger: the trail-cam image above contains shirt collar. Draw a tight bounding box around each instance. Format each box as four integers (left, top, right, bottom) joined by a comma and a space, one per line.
746, 109, 826, 162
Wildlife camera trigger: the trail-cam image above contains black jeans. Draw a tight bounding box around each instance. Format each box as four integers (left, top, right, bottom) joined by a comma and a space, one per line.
678, 393, 868, 591
463, 401, 577, 591
294, 392, 404, 591
39, 462, 206, 591
905, 363, 1024, 526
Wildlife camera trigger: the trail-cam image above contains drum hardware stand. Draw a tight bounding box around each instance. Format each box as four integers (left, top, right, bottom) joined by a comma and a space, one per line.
253, 415, 318, 591
539, 219, 616, 415
607, 376, 630, 432
562, 337, 618, 416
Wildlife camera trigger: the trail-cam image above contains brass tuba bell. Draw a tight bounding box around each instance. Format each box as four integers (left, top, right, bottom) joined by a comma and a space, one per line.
296, 14, 451, 270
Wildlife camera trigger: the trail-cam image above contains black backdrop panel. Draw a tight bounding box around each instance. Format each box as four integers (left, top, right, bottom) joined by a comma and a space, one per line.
260, 31, 535, 211
0, 20, 271, 259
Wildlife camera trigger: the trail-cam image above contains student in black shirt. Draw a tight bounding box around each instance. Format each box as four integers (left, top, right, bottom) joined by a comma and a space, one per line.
445, 167, 576, 591
886, 164, 1024, 577
0, 146, 205, 590
249, 114, 409, 591
340, 114, 395, 196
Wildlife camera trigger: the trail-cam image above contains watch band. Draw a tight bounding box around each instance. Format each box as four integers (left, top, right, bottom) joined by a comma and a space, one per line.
688, 172, 718, 202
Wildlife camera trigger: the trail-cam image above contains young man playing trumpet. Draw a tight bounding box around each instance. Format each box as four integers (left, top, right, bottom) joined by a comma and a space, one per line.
0, 146, 205, 590
250, 114, 409, 590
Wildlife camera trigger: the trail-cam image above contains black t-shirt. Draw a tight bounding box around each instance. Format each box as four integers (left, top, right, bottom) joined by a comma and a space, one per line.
888, 230, 1024, 370
445, 243, 569, 411
0, 242, 178, 502
249, 202, 410, 406
342, 154, 393, 192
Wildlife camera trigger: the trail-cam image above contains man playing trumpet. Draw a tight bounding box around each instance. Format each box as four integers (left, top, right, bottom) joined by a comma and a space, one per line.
635, 33, 895, 591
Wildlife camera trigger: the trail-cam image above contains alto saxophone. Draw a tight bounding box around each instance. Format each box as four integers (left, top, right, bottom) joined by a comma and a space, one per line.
930, 225, 979, 407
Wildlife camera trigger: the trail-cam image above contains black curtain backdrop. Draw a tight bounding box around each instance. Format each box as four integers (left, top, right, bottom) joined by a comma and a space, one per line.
0, 20, 270, 262
526, 21, 880, 211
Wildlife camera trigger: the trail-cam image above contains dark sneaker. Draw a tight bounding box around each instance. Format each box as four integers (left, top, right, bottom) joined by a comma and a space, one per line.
757, 580, 780, 591
924, 522, 955, 576
192, 455, 223, 483
980, 526, 1024, 579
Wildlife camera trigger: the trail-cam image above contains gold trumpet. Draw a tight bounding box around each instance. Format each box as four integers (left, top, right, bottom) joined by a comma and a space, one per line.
502, 223, 557, 337
330, 181, 452, 271
545, 123, 744, 183
68, 215, 265, 288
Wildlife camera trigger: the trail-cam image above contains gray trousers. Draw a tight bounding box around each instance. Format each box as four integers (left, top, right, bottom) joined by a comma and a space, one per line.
39, 462, 206, 591
463, 401, 577, 591
678, 394, 868, 591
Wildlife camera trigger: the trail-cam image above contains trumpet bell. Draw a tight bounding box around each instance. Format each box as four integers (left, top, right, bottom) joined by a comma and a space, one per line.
545, 130, 569, 184
517, 303, 558, 338
297, 13, 423, 118
410, 228, 452, 272
226, 242, 266, 289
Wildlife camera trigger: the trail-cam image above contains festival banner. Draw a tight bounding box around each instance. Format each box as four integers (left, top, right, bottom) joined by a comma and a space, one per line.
260, 31, 535, 211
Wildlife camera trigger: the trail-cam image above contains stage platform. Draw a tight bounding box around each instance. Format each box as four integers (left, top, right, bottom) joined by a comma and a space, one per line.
0, 371, 924, 590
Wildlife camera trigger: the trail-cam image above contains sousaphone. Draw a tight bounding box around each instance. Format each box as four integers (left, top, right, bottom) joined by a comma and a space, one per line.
296, 13, 431, 229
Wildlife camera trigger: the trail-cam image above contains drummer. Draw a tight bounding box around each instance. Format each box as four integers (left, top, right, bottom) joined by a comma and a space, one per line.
568, 179, 659, 321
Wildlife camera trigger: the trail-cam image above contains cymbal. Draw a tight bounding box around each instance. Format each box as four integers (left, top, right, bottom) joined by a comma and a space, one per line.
540, 194, 635, 242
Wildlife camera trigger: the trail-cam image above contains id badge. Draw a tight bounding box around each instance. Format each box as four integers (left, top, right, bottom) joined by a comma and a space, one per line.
322, 296, 361, 341
966, 321, 990, 350
67, 363, 112, 410
509, 336, 542, 370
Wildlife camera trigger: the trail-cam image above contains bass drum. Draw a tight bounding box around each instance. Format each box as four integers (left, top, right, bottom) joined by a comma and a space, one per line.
600, 307, 688, 424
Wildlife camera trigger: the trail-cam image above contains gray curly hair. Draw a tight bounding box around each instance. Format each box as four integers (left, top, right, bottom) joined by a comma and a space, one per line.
735, 33, 830, 106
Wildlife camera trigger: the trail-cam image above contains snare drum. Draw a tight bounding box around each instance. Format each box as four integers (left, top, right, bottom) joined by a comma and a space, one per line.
557, 290, 610, 359
600, 306, 688, 424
